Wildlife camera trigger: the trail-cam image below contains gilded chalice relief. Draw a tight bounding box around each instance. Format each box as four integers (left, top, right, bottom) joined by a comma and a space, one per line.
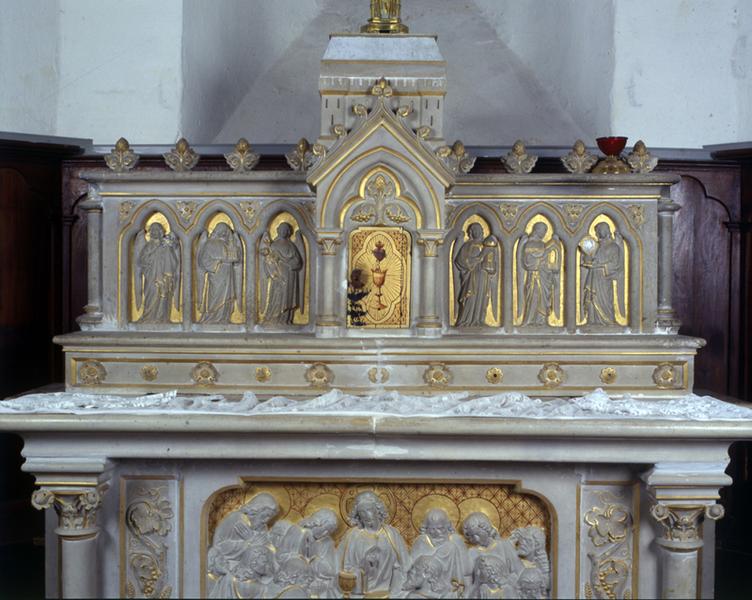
577, 215, 629, 327
257, 212, 310, 327
194, 213, 245, 324
130, 211, 182, 324
347, 226, 411, 328
203, 481, 553, 599
448, 214, 502, 328
513, 215, 564, 328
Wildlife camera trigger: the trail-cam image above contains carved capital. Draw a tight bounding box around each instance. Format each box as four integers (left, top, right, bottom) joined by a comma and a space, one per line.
417, 236, 443, 258
650, 503, 724, 547
317, 235, 342, 256
32, 488, 104, 534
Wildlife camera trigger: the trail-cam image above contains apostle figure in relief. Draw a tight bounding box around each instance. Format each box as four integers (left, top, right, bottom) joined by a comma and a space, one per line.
410, 508, 467, 595
510, 526, 550, 599
469, 555, 519, 599
462, 512, 523, 578
260, 222, 305, 325
402, 555, 454, 598
197, 222, 242, 323
224, 544, 276, 599
338, 491, 410, 597
581, 222, 625, 325
265, 555, 314, 599
206, 493, 279, 598
517, 222, 561, 326
133, 221, 180, 323
453, 222, 499, 327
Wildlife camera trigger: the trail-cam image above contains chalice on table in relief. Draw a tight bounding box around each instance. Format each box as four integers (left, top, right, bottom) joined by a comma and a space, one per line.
371, 240, 388, 310
338, 570, 357, 599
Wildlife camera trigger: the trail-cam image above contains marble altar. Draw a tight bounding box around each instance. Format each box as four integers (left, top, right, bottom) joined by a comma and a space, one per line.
2, 2, 752, 599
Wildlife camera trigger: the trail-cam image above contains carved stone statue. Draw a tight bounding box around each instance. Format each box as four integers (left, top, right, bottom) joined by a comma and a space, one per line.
411, 508, 467, 594
260, 222, 305, 325
511, 526, 550, 599
462, 512, 523, 577
337, 491, 410, 597
207, 493, 279, 598
581, 222, 625, 325
402, 554, 453, 598
197, 222, 243, 323
453, 223, 499, 327
133, 222, 180, 323
517, 223, 561, 326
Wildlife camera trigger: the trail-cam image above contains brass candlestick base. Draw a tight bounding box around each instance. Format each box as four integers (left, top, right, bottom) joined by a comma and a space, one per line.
592, 154, 631, 174
361, 0, 409, 33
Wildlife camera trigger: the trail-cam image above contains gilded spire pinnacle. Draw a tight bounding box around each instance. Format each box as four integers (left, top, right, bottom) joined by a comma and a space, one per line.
361, 0, 409, 34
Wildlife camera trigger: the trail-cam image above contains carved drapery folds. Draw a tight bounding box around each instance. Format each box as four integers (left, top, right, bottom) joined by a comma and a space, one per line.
204, 481, 552, 599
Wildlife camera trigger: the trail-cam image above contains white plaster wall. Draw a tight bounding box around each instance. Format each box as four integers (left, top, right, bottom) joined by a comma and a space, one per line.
611, 0, 752, 148
0, 0, 60, 136
2, 0, 751, 148
55, 0, 183, 144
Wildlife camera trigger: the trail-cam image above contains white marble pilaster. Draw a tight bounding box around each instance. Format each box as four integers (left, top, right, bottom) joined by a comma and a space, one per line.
26, 458, 112, 599
416, 230, 444, 336
643, 462, 730, 599
76, 189, 104, 327
316, 230, 343, 337
655, 193, 681, 332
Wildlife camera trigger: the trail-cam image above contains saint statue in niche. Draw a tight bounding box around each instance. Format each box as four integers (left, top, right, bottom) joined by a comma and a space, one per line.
259, 221, 305, 326
337, 491, 410, 597
133, 221, 180, 323
580, 222, 626, 325
197, 222, 243, 324
517, 222, 561, 326
453, 222, 499, 327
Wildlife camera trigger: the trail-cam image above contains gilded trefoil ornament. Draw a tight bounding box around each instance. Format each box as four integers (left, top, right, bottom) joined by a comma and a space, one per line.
105, 137, 139, 172
437, 140, 476, 175
626, 140, 658, 174
285, 138, 326, 172
501, 140, 538, 174
561, 139, 598, 174
224, 138, 260, 172
164, 137, 200, 172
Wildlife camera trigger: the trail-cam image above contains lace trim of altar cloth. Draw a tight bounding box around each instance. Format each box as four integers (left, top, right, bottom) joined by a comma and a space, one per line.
1, 389, 752, 420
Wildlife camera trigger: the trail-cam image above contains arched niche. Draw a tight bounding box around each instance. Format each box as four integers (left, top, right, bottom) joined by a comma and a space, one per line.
192, 209, 246, 325
129, 210, 183, 324
446, 204, 504, 328
576, 213, 630, 327
513, 214, 565, 328
318, 147, 441, 231
256, 210, 312, 327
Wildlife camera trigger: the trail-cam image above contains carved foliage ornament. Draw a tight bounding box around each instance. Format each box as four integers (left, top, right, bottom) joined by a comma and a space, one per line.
436, 140, 476, 175
652, 363, 677, 389
285, 138, 326, 172
306, 363, 334, 388
105, 137, 140, 172
626, 140, 658, 174
486, 367, 504, 384
224, 137, 260, 172
175, 200, 196, 223
583, 491, 633, 600
424, 363, 452, 387
561, 139, 598, 174
163, 138, 200, 172
79, 360, 107, 385
538, 363, 565, 388
120, 200, 135, 223
32, 488, 102, 531
502, 140, 538, 174
351, 172, 410, 226
125, 485, 174, 599
192, 361, 219, 386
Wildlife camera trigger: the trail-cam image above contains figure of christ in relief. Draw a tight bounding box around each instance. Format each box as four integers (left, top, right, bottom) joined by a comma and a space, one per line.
133, 222, 180, 323
197, 222, 243, 324
453, 222, 499, 327
260, 222, 305, 326
410, 508, 467, 595
337, 491, 410, 597
517, 222, 561, 326
206, 493, 279, 599
581, 222, 625, 325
